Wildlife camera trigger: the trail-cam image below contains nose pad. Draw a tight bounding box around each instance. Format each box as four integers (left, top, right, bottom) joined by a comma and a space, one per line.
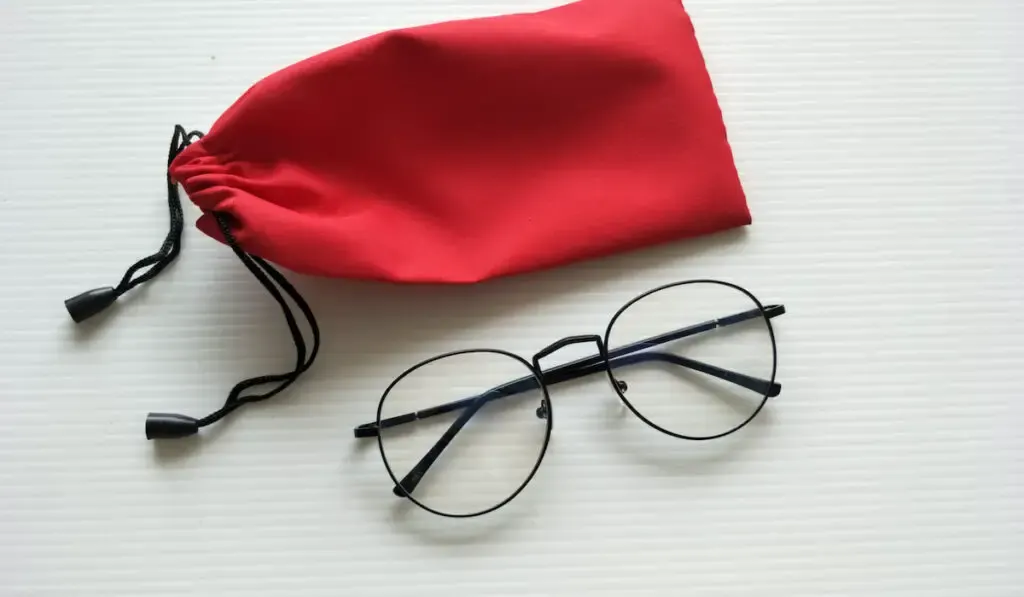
615, 379, 628, 393
535, 402, 549, 420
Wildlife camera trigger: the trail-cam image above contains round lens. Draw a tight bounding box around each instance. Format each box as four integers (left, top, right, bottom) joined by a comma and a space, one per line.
605, 281, 776, 439
377, 350, 551, 517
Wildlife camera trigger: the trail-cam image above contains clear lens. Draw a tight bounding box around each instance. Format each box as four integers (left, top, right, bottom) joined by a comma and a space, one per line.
378, 350, 549, 516
606, 282, 775, 439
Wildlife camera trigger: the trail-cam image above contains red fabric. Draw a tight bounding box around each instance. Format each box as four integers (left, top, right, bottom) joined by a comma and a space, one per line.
169, 0, 749, 283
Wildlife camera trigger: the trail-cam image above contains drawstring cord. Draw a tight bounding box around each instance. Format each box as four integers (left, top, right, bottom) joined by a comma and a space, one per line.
65, 125, 203, 322
144, 213, 321, 439
185, 214, 320, 431
65, 125, 320, 440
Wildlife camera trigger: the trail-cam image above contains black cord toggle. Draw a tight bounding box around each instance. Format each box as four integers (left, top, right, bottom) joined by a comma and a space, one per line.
145, 413, 200, 439
65, 287, 119, 323
65, 125, 203, 323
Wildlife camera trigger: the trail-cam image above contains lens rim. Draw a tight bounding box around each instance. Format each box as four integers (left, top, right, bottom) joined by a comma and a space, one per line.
375, 348, 553, 518
602, 279, 778, 441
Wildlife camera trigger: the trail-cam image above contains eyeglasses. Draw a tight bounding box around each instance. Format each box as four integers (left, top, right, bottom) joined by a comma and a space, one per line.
354, 280, 785, 518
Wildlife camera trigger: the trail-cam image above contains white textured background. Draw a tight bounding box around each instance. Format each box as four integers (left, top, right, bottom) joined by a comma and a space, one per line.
1, 0, 1021, 595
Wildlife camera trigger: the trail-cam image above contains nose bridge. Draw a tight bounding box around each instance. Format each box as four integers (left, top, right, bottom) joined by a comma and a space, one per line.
532, 334, 604, 369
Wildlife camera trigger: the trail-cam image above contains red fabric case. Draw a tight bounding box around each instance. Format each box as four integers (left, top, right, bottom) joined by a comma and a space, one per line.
169, 0, 749, 283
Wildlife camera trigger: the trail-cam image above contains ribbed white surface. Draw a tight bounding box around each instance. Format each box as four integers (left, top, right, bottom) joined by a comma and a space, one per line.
1, 0, 1021, 595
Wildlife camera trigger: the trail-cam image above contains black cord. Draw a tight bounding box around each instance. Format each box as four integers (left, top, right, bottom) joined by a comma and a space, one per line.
145, 213, 321, 438
194, 213, 321, 429
65, 125, 321, 439
65, 125, 205, 322
116, 125, 204, 295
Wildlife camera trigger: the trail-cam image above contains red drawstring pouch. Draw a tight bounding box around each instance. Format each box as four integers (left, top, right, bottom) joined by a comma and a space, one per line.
67, 0, 751, 441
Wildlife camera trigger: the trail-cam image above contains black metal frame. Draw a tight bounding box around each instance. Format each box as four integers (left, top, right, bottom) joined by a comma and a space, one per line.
354, 280, 785, 518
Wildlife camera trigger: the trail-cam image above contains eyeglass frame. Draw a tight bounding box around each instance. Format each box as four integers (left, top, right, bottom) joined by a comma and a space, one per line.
353, 279, 786, 518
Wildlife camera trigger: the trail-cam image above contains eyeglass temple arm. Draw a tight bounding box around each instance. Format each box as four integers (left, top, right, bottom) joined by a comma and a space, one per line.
354, 304, 785, 439
388, 386, 502, 498
617, 351, 781, 397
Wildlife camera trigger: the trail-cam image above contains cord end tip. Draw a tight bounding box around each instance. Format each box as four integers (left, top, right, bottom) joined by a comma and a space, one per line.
146, 413, 200, 440
65, 287, 118, 323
